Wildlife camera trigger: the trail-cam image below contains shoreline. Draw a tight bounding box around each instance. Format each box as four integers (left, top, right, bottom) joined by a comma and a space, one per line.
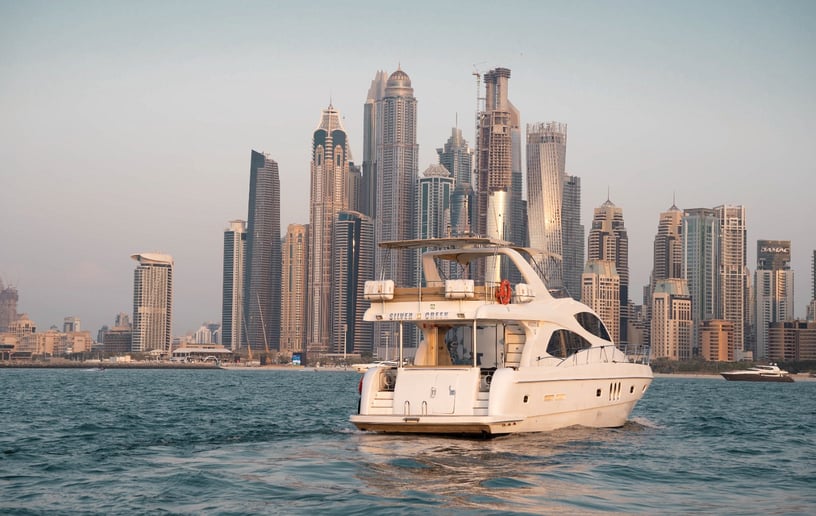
654, 372, 816, 382
0, 361, 220, 370
0, 361, 350, 371
2, 363, 813, 380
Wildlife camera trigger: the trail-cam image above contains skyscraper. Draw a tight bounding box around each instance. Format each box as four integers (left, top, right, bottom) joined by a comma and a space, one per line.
715, 204, 748, 354
646, 203, 686, 353
754, 240, 793, 359
63, 316, 80, 333
700, 319, 735, 361
243, 150, 281, 353
281, 223, 309, 356
131, 253, 173, 353
308, 105, 352, 356
768, 321, 816, 361
438, 127, 474, 238
347, 162, 364, 214
437, 127, 473, 190
332, 211, 373, 356
581, 260, 621, 344
375, 67, 418, 289
417, 164, 454, 240
222, 220, 246, 352
0, 279, 19, 333
362, 70, 388, 219
809, 250, 816, 321
526, 121, 567, 290
562, 175, 584, 300
652, 203, 684, 289
683, 208, 720, 353
587, 198, 630, 343
651, 279, 692, 360
417, 164, 455, 281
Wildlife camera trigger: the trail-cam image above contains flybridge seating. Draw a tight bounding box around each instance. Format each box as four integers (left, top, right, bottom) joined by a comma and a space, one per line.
363, 237, 548, 306
364, 278, 537, 304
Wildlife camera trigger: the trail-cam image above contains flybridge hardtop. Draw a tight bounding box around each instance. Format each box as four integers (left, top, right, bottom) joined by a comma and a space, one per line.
350, 237, 653, 436
365, 237, 563, 323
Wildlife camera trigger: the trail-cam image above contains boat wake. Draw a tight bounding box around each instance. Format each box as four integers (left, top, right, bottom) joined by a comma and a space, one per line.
625, 417, 661, 430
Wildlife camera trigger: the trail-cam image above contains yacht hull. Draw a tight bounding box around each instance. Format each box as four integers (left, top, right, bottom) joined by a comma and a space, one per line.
351, 366, 652, 436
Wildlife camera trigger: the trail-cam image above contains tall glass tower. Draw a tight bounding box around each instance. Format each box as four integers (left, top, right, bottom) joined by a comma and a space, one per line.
562, 175, 584, 300
243, 150, 281, 353
375, 67, 418, 288
131, 253, 173, 353
222, 220, 246, 351
682, 208, 720, 353
526, 121, 567, 290
333, 211, 373, 356
417, 164, 454, 241
362, 71, 388, 220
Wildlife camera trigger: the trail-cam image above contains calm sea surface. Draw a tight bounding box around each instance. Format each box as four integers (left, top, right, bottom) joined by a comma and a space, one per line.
1, 368, 814, 515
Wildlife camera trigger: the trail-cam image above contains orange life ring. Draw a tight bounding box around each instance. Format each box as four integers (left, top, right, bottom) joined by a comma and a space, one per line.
496, 279, 512, 305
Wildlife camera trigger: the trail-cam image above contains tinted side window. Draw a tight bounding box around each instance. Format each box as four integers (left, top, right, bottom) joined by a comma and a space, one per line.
575, 312, 611, 341
546, 330, 592, 358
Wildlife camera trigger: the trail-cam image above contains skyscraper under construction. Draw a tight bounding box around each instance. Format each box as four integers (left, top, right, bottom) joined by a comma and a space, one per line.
475, 68, 523, 281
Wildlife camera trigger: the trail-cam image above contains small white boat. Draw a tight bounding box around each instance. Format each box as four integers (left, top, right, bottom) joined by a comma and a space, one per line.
350, 238, 653, 437
352, 361, 400, 374
721, 364, 794, 383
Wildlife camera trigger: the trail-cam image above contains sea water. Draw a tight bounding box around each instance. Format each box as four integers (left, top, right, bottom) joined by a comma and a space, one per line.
0, 368, 813, 515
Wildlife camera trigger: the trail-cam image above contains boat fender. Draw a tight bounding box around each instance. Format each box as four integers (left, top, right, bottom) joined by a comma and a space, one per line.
496, 279, 512, 305
358, 375, 363, 394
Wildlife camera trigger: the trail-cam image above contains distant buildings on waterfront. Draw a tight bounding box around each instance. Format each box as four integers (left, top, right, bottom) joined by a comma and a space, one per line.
131, 253, 174, 353
3, 65, 816, 366
221, 220, 246, 352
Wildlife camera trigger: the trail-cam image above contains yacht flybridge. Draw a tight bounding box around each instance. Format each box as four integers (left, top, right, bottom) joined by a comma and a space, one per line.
350, 238, 653, 436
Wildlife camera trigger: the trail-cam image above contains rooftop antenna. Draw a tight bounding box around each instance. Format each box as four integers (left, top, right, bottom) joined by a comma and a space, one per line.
472, 64, 486, 189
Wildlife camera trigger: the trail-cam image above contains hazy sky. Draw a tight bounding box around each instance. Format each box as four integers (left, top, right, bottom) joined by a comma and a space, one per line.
1, 0, 814, 336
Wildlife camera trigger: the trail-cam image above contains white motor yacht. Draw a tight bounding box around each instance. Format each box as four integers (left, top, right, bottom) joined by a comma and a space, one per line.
720, 364, 794, 383
350, 238, 653, 436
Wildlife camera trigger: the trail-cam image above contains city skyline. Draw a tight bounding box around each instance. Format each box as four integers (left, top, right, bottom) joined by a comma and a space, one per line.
2, 1, 814, 335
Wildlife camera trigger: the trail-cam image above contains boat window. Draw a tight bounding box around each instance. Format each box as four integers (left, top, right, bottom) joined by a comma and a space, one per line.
574, 312, 611, 341
546, 329, 592, 358
444, 326, 474, 365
